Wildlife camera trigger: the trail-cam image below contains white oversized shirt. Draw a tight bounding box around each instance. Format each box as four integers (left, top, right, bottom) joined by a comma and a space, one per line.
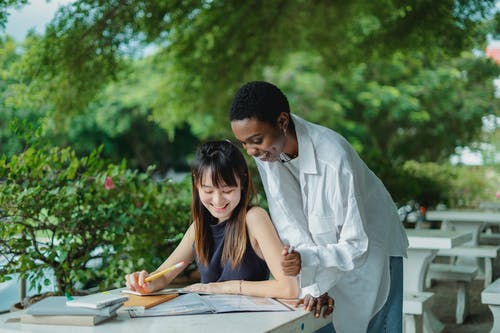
255, 114, 408, 333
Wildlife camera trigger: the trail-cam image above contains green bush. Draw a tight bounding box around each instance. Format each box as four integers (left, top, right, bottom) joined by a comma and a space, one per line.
389, 160, 500, 209
0, 145, 191, 295
447, 166, 500, 209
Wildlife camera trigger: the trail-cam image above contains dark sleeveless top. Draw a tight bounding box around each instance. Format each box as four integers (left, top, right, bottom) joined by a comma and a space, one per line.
196, 220, 270, 283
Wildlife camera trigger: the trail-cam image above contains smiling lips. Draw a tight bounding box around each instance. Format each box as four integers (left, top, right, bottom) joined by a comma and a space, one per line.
211, 203, 229, 212
256, 151, 270, 161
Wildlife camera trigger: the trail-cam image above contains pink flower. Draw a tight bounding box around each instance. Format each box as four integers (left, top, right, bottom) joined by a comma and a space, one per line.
104, 176, 115, 190
496, 191, 500, 200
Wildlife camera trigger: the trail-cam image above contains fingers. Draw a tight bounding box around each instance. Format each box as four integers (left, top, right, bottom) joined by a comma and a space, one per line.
293, 298, 304, 308
303, 294, 315, 312
314, 297, 323, 318
125, 270, 151, 293
299, 293, 334, 319
281, 251, 301, 276
324, 297, 335, 318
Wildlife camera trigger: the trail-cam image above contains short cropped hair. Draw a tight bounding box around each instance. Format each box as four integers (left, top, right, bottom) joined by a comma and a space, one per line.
229, 81, 290, 126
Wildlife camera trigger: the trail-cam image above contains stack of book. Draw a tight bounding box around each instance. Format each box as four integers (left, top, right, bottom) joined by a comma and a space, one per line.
21, 292, 128, 326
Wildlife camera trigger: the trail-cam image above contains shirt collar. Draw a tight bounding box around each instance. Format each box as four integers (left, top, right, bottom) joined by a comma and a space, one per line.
292, 114, 318, 175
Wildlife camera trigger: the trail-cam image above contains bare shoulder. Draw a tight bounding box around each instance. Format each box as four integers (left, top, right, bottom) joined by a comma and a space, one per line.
184, 223, 196, 238
246, 206, 272, 229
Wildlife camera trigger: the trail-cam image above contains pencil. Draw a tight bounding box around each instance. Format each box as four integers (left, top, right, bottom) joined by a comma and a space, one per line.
144, 261, 185, 283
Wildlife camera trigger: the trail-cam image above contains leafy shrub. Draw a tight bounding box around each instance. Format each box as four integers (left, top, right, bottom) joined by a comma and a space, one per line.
388, 160, 500, 209
0, 145, 191, 295
446, 165, 500, 208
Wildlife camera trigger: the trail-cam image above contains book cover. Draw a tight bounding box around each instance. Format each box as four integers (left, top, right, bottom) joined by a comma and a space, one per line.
27, 296, 123, 316
20, 314, 117, 326
66, 292, 128, 309
123, 293, 179, 309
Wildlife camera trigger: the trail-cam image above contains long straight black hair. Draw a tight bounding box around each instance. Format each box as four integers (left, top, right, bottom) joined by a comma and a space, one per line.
191, 140, 254, 268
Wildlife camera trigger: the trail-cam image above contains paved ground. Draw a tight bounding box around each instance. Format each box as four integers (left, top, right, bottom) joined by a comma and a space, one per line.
427, 254, 500, 333
430, 279, 491, 333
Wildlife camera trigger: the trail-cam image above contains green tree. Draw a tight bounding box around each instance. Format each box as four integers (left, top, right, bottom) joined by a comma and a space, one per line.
5, 0, 498, 137
0, 38, 199, 172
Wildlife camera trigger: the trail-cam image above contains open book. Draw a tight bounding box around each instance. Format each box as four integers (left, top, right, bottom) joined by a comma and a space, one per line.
127, 293, 293, 317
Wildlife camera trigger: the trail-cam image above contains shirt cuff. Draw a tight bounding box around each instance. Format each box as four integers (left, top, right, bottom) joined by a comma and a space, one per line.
299, 283, 321, 298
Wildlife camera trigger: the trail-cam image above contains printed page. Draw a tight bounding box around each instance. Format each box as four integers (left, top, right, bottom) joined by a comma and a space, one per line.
202, 294, 292, 313
128, 293, 214, 317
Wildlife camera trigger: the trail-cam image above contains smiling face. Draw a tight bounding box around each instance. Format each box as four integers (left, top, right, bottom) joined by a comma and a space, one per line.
231, 117, 286, 162
197, 169, 242, 223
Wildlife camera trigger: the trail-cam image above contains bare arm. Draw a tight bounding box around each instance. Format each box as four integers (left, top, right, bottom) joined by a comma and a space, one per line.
125, 224, 195, 293
185, 207, 299, 299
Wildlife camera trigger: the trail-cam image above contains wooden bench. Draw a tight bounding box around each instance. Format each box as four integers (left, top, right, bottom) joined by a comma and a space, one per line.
481, 278, 500, 333
435, 245, 500, 287
403, 292, 433, 333
425, 263, 477, 324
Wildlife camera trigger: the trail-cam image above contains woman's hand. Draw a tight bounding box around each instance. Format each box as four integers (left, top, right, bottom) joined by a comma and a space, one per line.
125, 270, 156, 294
281, 246, 301, 276
295, 293, 334, 318
185, 280, 240, 294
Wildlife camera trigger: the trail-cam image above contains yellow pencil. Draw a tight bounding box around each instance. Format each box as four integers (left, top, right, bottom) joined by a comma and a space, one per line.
144, 261, 185, 283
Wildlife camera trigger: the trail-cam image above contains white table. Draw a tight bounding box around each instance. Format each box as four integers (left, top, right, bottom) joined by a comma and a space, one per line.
426, 210, 500, 224
404, 229, 472, 333
0, 305, 330, 333
426, 210, 500, 245
426, 210, 500, 276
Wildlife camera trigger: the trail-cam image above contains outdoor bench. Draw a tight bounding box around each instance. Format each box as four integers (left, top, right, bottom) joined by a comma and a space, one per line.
403, 292, 433, 333
481, 278, 500, 333
425, 263, 477, 324
434, 245, 500, 287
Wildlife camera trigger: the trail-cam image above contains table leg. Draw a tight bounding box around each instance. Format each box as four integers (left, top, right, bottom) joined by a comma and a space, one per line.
405, 250, 445, 333
404, 250, 437, 293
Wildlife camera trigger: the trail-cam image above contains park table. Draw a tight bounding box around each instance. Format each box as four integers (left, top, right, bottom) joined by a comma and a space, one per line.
405, 228, 472, 333
0, 300, 330, 333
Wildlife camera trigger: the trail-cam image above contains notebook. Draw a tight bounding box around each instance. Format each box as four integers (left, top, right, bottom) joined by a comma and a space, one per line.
27, 296, 123, 316
19, 314, 117, 326
66, 292, 128, 309
123, 293, 179, 309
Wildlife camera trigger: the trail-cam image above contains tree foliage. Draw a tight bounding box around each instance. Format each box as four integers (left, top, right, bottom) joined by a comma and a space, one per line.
1, 38, 199, 172
1, 0, 499, 207
0, 143, 191, 294
7, 0, 498, 135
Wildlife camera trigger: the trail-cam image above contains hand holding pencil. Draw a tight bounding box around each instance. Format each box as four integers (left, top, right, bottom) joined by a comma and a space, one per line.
145, 261, 185, 282
125, 261, 185, 294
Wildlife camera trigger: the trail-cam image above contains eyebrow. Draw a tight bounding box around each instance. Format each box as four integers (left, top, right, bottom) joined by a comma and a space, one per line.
201, 184, 232, 188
